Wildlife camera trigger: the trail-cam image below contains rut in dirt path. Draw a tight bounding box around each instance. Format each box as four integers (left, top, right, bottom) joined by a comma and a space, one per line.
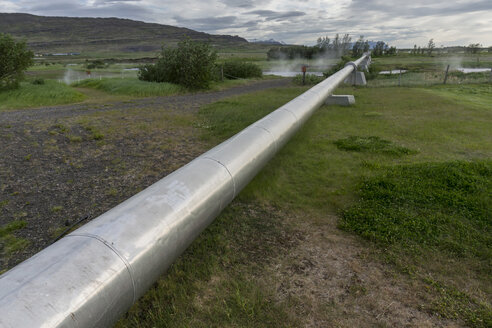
0, 78, 292, 124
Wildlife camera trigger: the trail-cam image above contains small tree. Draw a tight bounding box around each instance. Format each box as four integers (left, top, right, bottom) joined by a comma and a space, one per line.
427, 38, 436, 56
466, 43, 482, 54
339, 34, 351, 56
139, 38, 217, 89
352, 35, 366, 58
0, 33, 34, 90
387, 46, 397, 55
372, 41, 386, 57
316, 36, 330, 50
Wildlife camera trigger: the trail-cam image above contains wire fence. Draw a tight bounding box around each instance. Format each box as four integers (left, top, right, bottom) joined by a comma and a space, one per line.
367, 69, 492, 88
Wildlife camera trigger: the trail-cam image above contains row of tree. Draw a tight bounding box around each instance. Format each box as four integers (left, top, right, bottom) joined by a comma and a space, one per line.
410, 40, 491, 56
410, 39, 436, 55
267, 34, 354, 60
268, 34, 396, 60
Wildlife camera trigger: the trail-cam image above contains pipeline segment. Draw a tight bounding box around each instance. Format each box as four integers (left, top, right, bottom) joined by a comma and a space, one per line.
0, 54, 369, 328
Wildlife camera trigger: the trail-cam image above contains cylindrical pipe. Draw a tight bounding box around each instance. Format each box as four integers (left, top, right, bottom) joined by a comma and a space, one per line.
0, 54, 369, 328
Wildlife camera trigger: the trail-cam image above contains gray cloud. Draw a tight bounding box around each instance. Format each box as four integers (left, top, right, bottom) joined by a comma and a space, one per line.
5, 0, 492, 46
219, 0, 260, 8
25, 1, 152, 20
173, 15, 239, 31
349, 0, 492, 17
246, 9, 306, 20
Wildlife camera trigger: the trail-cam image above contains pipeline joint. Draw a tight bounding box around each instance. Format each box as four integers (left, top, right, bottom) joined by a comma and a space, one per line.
344, 61, 358, 71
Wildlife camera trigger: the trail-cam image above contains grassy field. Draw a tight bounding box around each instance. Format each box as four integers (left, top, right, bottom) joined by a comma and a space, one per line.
115, 81, 491, 327
0, 80, 86, 111
0, 75, 275, 110
368, 53, 492, 87
1, 50, 491, 326
72, 78, 184, 97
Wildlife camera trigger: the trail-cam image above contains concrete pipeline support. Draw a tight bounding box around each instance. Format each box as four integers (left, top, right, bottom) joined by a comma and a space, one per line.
0, 54, 369, 328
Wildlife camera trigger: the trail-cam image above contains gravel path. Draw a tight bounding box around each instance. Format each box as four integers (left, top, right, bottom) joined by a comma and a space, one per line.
0, 78, 291, 123
0, 78, 292, 270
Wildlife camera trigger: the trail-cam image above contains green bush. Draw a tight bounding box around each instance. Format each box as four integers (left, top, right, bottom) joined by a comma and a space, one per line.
0, 33, 34, 90
139, 39, 217, 89
365, 64, 381, 80
222, 61, 262, 79
323, 55, 351, 77
85, 60, 105, 69
292, 74, 324, 85
31, 78, 45, 85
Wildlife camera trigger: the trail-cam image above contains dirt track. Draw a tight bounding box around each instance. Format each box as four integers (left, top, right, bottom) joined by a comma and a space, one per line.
0, 78, 291, 124
0, 78, 291, 270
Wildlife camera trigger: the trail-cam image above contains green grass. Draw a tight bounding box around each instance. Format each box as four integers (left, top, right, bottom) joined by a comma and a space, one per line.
292, 73, 325, 85
0, 221, 29, 259
421, 83, 492, 109
372, 53, 492, 69
103, 81, 492, 326
117, 203, 298, 328
199, 86, 309, 143
424, 277, 492, 327
72, 78, 183, 97
0, 80, 86, 111
334, 136, 416, 156
197, 84, 491, 326
369, 53, 492, 87
71, 76, 274, 98
340, 161, 491, 258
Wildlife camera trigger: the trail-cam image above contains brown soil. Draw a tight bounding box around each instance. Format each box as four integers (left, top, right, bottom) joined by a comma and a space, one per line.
269, 213, 464, 327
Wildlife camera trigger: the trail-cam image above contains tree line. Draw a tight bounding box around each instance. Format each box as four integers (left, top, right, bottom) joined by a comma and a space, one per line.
410, 39, 490, 56
267, 34, 396, 60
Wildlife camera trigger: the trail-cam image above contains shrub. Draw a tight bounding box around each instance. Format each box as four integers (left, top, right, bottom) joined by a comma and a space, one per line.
0, 33, 34, 90
85, 60, 105, 69
31, 78, 45, 85
292, 74, 324, 85
139, 39, 217, 89
222, 61, 262, 79
323, 55, 351, 77
365, 64, 381, 80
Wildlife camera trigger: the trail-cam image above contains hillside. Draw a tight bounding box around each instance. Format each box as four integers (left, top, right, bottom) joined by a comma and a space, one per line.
0, 13, 249, 54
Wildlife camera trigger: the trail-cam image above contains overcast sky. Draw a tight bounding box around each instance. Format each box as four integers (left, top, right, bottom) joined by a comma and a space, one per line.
2, 0, 491, 47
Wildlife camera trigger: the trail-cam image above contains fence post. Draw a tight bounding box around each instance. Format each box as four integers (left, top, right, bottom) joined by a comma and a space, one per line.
443, 65, 450, 84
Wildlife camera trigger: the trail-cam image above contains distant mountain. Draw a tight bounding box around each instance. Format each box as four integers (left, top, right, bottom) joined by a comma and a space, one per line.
0, 13, 249, 54
250, 39, 285, 45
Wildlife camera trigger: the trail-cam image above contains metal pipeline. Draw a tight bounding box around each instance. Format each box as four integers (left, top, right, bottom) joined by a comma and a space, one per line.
0, 54, 369, 327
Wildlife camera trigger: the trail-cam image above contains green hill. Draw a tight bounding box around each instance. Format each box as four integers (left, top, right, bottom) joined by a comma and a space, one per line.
0, 13, 249, 55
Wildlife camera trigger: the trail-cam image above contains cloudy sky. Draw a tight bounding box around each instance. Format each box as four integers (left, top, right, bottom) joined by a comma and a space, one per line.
1, 0, 491, 47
